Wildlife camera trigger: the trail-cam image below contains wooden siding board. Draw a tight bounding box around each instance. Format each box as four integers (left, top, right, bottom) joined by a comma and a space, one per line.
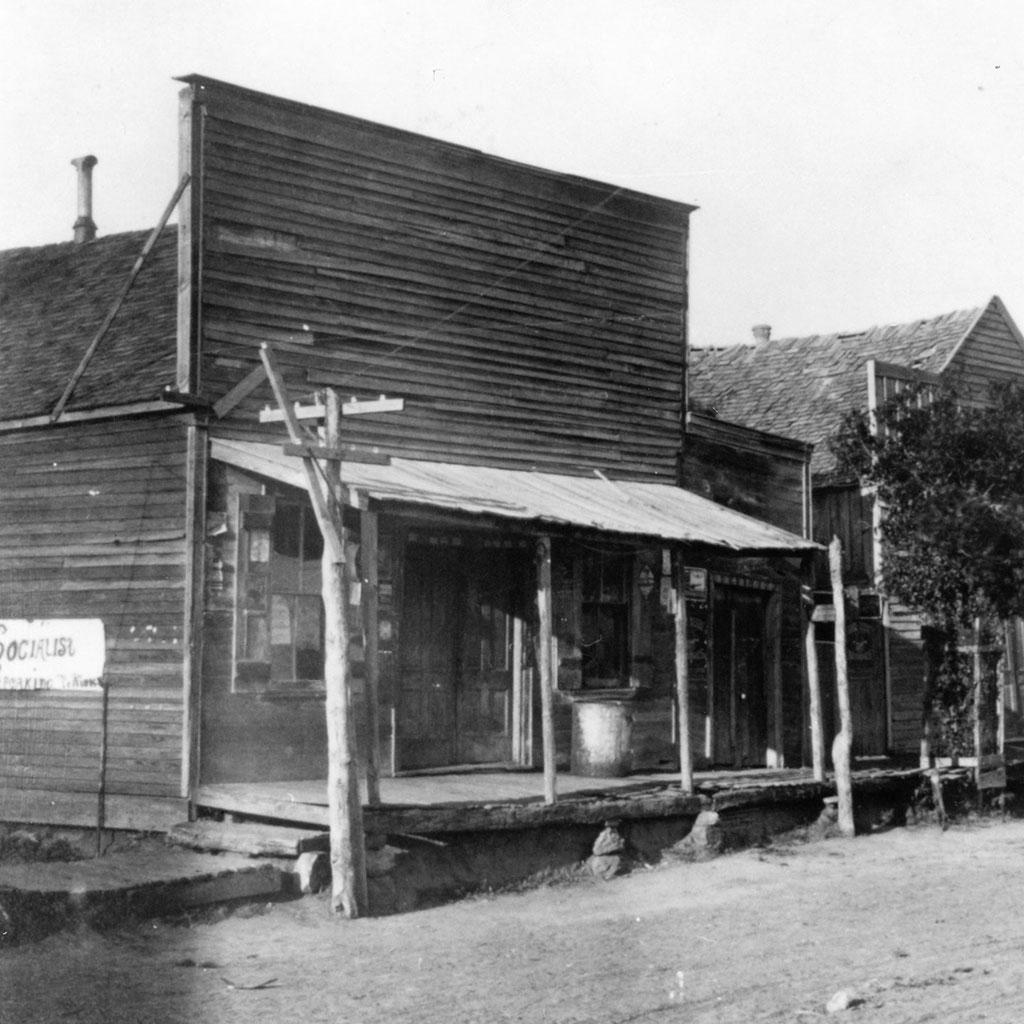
0, 415, 191, 815
198, 87, 689, 230
200, 119, 688, 262
947, 304, 1024, 400
682, 430, 807, 537
0, 789, 186, 831
194, 84, 688, 480
199, 253, 683, 363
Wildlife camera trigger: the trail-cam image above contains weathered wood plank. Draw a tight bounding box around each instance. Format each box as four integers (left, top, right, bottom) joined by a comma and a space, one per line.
168, 819, 329, 857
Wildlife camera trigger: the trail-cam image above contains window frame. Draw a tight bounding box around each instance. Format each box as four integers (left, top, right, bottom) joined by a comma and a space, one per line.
232, 491, 326, 694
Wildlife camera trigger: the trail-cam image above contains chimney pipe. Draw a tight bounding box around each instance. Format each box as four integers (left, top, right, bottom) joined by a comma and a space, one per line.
71, 155, 98, 243
752, 324, 771, 344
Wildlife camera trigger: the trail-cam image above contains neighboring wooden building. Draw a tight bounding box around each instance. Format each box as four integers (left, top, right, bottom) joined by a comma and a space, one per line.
689, 298, 1024, 757
0, 77, 815, 833
680, 413, 814, 768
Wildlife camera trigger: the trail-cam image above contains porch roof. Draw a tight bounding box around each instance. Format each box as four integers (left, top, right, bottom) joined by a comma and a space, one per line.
211, 439, 819, 554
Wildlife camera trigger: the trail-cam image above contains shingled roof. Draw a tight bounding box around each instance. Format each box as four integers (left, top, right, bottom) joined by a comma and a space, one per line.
0, 228, 178, 420
688, 304, 987, 479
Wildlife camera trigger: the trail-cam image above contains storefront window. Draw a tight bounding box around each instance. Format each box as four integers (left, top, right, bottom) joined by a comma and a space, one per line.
579, 550, 630, 687
234, 493, 325, 690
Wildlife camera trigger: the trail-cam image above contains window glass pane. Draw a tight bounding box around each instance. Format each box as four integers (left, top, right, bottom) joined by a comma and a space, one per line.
581, 602, 627, 685
244, 613, 269, 661
295, 595, 324, 679
302, 507, 324, 563
271, 506, 302, 591
270, 594, 295, 680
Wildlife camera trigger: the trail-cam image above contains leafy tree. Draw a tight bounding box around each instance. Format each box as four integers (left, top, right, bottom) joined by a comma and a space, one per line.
831, 381, 1024, 755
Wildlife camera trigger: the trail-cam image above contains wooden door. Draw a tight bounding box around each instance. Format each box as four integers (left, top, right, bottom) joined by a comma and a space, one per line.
399, 544, 520, 769
818, 619, 888, 758
847, 620, 887, 756
711, 587, 768, 767
457, 555, 519, 764
398, 546, 461, 768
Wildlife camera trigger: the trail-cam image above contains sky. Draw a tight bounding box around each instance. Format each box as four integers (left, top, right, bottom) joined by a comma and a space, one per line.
1, 0, 1022, 347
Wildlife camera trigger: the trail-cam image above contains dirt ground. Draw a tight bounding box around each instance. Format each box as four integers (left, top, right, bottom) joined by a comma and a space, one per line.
3, 817, 1024, 1024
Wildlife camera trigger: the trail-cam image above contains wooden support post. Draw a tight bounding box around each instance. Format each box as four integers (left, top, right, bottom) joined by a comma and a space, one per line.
802, 555, 825, 782
361, 508, 382, 807
998, 621, 1008, 759
766, 589, 784, 768
536, 535, 557, 805
973, 616, 984, 798
829, 537, 855, 837
673, 552, 693, 794
96, 679, 109, 857
323, 390, 367, 917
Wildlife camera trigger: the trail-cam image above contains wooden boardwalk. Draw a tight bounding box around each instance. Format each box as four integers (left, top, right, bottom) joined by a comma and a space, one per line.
196, 764, 922, 835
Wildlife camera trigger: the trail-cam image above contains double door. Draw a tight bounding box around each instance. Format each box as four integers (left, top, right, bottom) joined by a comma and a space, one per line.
398, 544, 525, 769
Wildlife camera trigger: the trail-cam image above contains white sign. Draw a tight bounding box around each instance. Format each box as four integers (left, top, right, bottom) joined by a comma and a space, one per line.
0, 619, 106, 690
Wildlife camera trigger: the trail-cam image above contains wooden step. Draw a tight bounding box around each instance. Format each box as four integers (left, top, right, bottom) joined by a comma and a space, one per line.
168, 819, 329, 858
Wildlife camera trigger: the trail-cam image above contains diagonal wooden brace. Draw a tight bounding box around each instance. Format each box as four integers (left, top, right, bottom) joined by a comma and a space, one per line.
259, 344, 346, 564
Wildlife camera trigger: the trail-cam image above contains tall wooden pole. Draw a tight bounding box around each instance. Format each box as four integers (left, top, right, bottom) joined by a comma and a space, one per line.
361, 509, 382, 807
323, 390, 367, 916
802, 554, 825, 781
673, 552, 693, 794
973, 616, 984, 791
536, 535, 557, 804
829, 537, 855, 836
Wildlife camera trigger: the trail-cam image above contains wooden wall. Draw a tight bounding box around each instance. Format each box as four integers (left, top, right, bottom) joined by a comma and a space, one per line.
813, 485, 874, 586
0, 415, 192, 829
682, 413, 809, 537
182, 77, 691, 480
884, 602, 928, 754
948, 299, 1024, 403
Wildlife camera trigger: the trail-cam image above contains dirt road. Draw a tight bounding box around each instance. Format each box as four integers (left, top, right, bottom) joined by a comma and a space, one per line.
3, 819, 1024, 1023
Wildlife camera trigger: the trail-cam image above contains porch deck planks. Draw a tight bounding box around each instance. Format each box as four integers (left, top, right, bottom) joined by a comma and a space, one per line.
196, 767, 850, 835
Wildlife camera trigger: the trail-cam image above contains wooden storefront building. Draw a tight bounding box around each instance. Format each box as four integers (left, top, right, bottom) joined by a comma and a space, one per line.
689, 299, 1024, 759
0, 77, 816, 833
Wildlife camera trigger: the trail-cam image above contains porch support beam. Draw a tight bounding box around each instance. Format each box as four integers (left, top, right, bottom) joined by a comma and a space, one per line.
322, 390, 367, 916
535, 535, 557, 804
673, 549, 693, 794
361, 508, 382, 807
802, 553, 825, 781
829, 537, 855, 836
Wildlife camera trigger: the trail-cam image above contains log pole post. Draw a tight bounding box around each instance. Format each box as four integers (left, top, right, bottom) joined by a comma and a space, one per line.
829, 537, 855, 837
673, 551, 693, 794
802, 554, 825, 782
323, 389, 367, 916
361, 508, 382, 807
536, 535, 557, 804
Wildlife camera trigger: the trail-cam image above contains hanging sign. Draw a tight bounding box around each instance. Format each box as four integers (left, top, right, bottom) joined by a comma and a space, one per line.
686, 568, 708, 601
0, 619, 106, 690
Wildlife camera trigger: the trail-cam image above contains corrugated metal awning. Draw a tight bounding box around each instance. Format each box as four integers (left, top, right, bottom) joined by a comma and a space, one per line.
211, 439, 819, 554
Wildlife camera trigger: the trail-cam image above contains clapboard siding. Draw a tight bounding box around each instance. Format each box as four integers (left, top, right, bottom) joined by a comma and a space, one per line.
947, 300, 1024, 399
886, 602, 927, 753
187, 78, 690, 479
813, 486, 874, 586
682, 414, 809, 537
0, 414, 192, 826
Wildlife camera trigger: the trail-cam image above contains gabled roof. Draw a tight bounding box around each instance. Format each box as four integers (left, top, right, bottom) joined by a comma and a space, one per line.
688, 304, 987, 478
0, 228, 178, 420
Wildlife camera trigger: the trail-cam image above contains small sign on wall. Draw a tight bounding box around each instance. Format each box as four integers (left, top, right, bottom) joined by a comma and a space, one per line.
0, 619, 106, 690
